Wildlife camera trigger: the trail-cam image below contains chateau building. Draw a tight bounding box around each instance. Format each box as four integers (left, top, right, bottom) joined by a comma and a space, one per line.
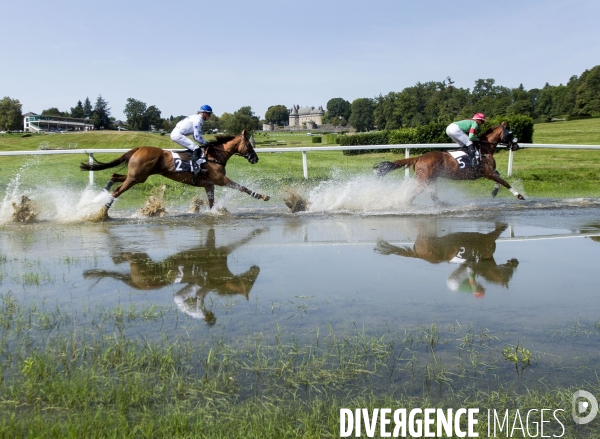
288, 105, 324, 129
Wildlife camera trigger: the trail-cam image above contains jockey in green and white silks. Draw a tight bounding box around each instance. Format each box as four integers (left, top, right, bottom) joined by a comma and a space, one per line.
446, 113, 486, 166
170, 104, 213, 176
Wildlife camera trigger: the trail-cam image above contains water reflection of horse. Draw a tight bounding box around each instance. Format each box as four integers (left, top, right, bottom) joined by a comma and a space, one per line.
374, 123, 523, 204
80, 130, 270, 211
84, 228, 265, 325
374, 222, 518, 297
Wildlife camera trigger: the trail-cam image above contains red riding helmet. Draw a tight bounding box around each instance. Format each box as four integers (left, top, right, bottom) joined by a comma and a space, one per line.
472, 113, 486, 122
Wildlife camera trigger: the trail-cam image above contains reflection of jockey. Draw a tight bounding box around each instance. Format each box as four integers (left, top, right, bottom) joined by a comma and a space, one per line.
173, 284, 216, 325
446, 266, 486, 298
446, 113, 486, 167
170, 104, 213, 179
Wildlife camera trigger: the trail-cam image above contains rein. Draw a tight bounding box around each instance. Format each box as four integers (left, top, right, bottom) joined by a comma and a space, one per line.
478, 125, 512, 150
205, 140, 252, 166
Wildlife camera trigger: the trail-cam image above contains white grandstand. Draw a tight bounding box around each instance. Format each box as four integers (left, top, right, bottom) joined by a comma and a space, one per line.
23, 113, 94, 133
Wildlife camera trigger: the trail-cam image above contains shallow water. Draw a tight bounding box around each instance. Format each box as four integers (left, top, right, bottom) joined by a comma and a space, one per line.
2, 171, 600, 396
2, 202, 599, 337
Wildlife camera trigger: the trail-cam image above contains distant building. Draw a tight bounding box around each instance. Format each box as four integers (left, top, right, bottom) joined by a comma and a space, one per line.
288, 105, 324, 129
23, 113, 94, 133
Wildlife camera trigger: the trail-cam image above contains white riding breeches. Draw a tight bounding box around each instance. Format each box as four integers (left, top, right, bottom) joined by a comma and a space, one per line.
446, 123, 472, 147
170, 129, 199, 151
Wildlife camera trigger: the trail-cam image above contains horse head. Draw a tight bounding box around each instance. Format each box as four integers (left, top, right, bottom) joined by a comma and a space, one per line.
237, 129, 259, 164
481, 122, 520, 152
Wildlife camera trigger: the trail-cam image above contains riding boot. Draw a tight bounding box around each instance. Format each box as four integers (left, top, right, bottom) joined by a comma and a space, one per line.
467, 144, 480, 167
191, 149, 205, 185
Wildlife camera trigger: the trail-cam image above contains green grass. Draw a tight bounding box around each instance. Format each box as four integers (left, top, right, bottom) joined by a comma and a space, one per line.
0, 296, 598, 438
1, 120, 599, 205
533, 117, 600, 144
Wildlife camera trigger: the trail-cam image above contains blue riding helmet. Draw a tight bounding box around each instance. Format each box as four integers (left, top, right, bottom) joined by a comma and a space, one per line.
199, 105, 213, 114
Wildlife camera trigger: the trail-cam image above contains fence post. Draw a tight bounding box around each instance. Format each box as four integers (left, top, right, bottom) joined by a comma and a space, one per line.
302, 151, 308, 179
507, 149, 514, 177
405, 147, 410, 178
88, 153, 94, 186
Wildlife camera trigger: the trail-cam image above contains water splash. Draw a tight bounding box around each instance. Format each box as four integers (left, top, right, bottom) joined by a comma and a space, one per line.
306, 174, 420, 214
137, 185, 167, 218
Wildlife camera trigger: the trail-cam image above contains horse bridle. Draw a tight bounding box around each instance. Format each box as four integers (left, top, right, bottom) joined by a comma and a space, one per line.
479, 124, 520, 151
205, 138, 257, 165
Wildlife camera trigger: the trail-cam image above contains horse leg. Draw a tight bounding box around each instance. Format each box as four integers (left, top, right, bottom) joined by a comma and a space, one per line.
101, 174, 127, 208
105, 176, 146, 209
428, 182, 442, 205
410, 181, 428, 204
204, 185, 215, 209
225, 178, 270, 202
491, 171, 501, 197
486, 170, 525, 200
102, 174, 126, 192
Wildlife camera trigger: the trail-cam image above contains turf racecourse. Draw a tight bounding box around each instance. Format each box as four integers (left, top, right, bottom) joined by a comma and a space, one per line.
0, 120, 599, 438
0, 117, 599, 207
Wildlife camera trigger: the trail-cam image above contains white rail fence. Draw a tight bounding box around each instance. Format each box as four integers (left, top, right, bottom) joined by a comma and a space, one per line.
1, 143, 599, 185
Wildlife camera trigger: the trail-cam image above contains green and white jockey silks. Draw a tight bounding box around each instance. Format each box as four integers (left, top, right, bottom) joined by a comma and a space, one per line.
446, 119, 480, 147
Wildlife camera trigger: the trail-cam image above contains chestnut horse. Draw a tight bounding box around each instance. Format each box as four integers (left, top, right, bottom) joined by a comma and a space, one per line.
80, 129, 270, 210
374, 221, 519, 297
84, 227, 265, 325
373, 123, 524, 204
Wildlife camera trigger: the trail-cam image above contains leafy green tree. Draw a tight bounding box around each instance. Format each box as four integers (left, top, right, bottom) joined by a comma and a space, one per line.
41, 107, 66, 116
83, 97, 93, 118
93, 95, 111, 129
467, 78, 512, 119
161, 115, 186, 132
264, 105, 289, 126
203, 114, 220, 132
348, 98, 375, 132
223, 106, 260, 134
573, 65, 600, 115
506, 84, 534, 116
324, 98, 351, 124
70, 100, 85, 119
219, 113, 233, 132
145, 105, 162, 130
124, 98, 148, 130
0, 96, 23, 131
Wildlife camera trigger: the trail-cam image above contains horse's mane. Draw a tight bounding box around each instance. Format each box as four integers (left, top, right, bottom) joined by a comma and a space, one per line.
480, 126, 499, 137
206, 135, 237, 147
479, 123, 508, 139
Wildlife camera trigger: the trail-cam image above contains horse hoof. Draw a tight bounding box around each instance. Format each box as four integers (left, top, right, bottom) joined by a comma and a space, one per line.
518, 194, 525, 200
491, 189, 499, 197
264, 196, 270, 201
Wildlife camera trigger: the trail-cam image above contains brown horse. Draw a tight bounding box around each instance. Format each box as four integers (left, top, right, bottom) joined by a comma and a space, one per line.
80, 129, 270, 210
84, 227, 265, 324
373, 123, 524, 204
374, 221, 519, 297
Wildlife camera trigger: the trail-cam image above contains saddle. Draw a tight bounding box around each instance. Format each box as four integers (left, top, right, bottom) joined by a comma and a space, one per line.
170, 151, 194, 172
448, 150, 477, 169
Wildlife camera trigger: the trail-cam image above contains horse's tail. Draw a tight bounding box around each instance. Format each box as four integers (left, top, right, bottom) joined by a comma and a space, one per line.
374, 239, 417, 258
373, 157, 419, 177
79, 148, 140, 171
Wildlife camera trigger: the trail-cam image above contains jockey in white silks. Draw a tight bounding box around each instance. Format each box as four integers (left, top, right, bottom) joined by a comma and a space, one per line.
170, 104, 213, 178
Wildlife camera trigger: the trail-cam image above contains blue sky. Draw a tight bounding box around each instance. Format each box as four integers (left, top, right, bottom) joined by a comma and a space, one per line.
2, 0, 598, 121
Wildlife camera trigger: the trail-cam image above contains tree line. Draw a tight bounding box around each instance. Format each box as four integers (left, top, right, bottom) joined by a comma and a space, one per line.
0, 94, 263, 135
264, 65, 600, 132
2, 65, 598, 133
